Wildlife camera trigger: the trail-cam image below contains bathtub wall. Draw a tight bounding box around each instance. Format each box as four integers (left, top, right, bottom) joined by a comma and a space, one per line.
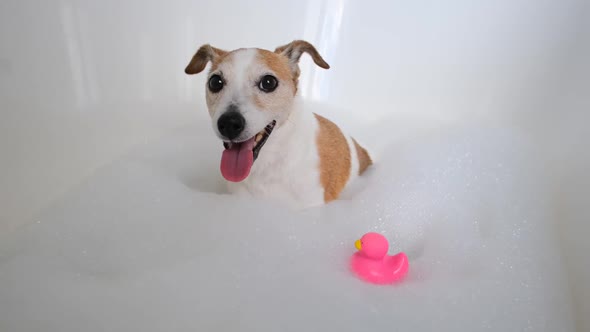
1, 0, 588, 329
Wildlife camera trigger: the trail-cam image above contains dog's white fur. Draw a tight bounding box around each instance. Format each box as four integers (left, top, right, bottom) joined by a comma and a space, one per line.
228, 98, 367, 208
185, 41, 370, 208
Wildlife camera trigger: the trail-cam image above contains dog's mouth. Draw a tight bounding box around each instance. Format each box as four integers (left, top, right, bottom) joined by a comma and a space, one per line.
220, 120, 276, 182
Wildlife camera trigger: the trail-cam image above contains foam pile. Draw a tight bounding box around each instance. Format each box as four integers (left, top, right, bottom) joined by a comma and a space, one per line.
0, 113, 574, 331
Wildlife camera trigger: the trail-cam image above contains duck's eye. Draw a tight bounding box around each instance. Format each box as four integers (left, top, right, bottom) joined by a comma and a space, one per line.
208, 74, 224, 93
258, 75, 278, 92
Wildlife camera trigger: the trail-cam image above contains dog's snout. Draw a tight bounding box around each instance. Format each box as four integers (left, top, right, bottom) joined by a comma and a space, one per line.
217, 111, 245, 140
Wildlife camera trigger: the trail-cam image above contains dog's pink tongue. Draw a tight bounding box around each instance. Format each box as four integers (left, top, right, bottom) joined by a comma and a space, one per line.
220, 138, 255, 182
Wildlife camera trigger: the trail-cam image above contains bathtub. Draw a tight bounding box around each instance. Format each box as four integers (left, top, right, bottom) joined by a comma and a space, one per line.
1, 0, 588, 331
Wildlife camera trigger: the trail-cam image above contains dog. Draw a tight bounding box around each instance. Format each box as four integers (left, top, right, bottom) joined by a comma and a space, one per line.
185, 40, 372, 208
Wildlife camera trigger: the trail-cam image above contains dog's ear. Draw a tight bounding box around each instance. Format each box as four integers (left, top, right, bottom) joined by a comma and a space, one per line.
185, 44, 228, 75
274, 40, 330, 71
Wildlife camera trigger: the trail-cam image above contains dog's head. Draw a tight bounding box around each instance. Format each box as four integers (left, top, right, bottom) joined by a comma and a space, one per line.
185, 40, 330, 182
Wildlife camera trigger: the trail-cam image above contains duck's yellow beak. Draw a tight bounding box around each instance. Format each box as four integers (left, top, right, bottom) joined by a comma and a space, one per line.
355, 239, 362, 251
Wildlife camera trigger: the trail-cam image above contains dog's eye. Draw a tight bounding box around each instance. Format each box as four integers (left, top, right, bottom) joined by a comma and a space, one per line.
258, 75, 278, 93
208, 75, 224, 93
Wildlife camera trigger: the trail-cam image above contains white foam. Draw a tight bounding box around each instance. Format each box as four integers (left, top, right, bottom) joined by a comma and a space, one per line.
0, 111, 574, 331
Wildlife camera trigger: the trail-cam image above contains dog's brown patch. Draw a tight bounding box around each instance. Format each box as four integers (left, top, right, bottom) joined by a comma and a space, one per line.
352, 138, 372, 175
209, 48, 249, 72
273, 40, 331, 92
314, 113, 351, 202
274, 40, 330, 69
256, 49, 296, 93
209, 55, 228, 72
185, 45, 228, 75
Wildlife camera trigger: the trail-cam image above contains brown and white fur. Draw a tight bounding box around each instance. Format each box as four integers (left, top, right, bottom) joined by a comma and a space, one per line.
185, 40, 372, 208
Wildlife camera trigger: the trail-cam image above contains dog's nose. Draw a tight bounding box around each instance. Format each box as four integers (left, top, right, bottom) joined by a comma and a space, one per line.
217, 111, 245, 140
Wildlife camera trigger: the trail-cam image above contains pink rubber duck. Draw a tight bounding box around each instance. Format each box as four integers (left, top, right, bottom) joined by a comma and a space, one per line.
350, 232, 409, 284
